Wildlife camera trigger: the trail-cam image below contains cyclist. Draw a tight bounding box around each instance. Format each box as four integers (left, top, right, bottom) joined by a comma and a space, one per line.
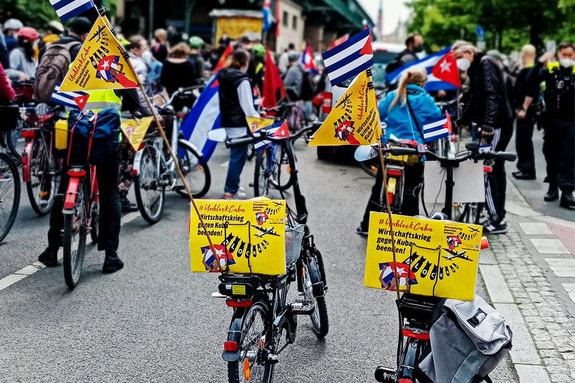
0, 62, 15, 102
218, 48, 259, 200
8, 27, 39, 81
283, 53, 303, 102
357, 66, 441, 236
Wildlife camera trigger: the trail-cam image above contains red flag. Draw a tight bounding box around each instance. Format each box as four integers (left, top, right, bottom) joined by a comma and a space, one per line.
215, 44, 233, 73
431, 51, 460, 88
262, 48, 285, 109
330, 34, 349, 49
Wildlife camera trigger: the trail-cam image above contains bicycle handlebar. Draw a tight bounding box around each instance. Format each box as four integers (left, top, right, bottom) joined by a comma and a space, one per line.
387, 146, 517, 163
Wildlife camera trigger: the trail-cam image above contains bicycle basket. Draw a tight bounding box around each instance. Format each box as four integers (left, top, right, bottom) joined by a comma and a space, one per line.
285, 224, 304, 266
0, 105, 19, 132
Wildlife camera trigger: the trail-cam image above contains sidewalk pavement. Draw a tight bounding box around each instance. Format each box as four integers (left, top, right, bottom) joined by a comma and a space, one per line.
480, 179, 575, 383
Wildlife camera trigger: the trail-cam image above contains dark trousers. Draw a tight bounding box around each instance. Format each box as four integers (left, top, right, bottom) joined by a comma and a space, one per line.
48, 148, 121, 255
485, 124, 512, 223
543, 118, 575, 192
360, 161, 424, 230
515, 112, 536, 175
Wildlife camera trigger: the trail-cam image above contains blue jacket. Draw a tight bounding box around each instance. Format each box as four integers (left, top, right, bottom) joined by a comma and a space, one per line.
380, 84, 441, 144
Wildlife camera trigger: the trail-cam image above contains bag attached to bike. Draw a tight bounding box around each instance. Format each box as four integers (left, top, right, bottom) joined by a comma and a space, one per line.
67, 108, 120, 166
417, 295, 512, 383
0, 105, 19, 132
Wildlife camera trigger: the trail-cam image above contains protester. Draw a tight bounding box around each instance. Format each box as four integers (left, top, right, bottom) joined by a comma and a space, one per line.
0, 62, 16, 102
9, 27, 39, 80
42, 20, 65, 44
188, 36, 205, 81
161, 42, 197, 95
385, 33, 424, 74
0, 29, 9, 69
453, 42, 513, 234
218, 49, 259, 199
278, 43, 296, 75
284, 53, 303, 101
357, 67, 441, 235
513, 44, 538, 180
3, 18, 22, 52
218, 32, 231, 49
151, 28, 169, 62
525, 43, 575, 210
252, 44, 266, 94
127, 35, 152, 112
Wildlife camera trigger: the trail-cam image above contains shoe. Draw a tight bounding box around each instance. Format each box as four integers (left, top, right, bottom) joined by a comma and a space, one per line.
560, 192, 575, 210
224, 191, 247, 200
103, 253, 124, 274
38, 248, 58, 267
356, 226, 368, 237
483, 220, 508, 235
121, 198, 138, 213
512, 171, 536, 180
544, 186, 559, 202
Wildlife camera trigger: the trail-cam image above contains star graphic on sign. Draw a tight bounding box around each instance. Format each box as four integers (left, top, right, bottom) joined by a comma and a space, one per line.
440, 60, 451, 72
101, 59, 111, 70
215, 248, 226, 258
396, 267, 407, 276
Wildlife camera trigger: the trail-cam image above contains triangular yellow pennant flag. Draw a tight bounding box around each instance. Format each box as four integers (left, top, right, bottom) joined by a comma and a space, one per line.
246, 116, 275, 133
60, 17, 140, 92
308, 71, 381, 146
121, 117, 153, 151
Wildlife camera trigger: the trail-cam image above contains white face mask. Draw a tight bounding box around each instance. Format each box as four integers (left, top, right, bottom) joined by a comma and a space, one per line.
457, 58, 471, 72
559, 58, 575, 68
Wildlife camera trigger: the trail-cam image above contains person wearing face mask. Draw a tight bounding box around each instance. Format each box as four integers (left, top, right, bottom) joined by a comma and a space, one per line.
218, 49, 260, 200
524, 43, 575, 210
385, 33, 424, 76
453, 43, 513, 234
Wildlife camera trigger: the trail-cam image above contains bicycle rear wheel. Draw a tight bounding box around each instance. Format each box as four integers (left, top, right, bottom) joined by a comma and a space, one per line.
174, 139, 211, 198
63, 176, 88, 289
135, 145, 165, 225
26, 137, 55, 216
228, 301, 274, 383
0, 153, 20, 243
6, 122, 24, 162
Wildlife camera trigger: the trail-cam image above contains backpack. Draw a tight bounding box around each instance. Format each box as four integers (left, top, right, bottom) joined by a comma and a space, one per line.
34, 40, 81, 102
417, 295, 513, 383
299, 68, 314, 101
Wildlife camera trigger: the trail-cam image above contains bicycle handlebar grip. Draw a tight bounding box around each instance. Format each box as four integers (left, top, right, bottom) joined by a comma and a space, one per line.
496, 152, 517, 162
388, 147, 417, 156
225, 137, 254, 148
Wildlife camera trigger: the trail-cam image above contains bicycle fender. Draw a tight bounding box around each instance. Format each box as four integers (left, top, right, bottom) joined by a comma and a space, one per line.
63, 177, 81, 213
132, 148, 145, 176
178, 138, 203, 157
222, 317, 243, 362
21, 140, 34, 182
307, 258, 325, 297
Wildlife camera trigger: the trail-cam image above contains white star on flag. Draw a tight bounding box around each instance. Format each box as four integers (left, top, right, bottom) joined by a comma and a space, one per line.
215, 248, 226, 257
396, 267, 407, 276
440, 60, 451, 72
102, 60, 110, 70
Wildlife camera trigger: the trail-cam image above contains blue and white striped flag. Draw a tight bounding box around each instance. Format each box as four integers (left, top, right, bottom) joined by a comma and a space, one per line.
322, 28, 374, 86
254, 121, 289, 152
385, 47, 458, 92
423, 114, 451, 142
49, 0, 95, 22
51, 84, 89, 110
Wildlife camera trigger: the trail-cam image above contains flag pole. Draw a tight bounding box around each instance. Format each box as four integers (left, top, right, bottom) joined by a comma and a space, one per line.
96, 10, 221, 271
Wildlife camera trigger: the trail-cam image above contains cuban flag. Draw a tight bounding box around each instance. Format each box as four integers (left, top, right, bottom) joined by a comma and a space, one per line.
254, 121, 289, 152
447, 235, 462, 250
301, 43, 316, 74
49, 0, 95, 22
180, 76, 220, 161
201, 245, 235, 271
322, 28, 374, 86
423, 113, 452, 142
51, 84, 89, 110
379, 262, 418, 289
386, 47, 461, 91
262, 0, 272, 32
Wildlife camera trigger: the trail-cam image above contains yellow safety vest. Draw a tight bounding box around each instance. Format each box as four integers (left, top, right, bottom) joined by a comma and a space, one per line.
84, 89, 122, 113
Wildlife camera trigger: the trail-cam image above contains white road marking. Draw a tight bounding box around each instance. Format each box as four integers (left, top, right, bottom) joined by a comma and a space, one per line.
562, 283, 575, 303
518, 222, 552, 235
545, 258, 575, 278
529, 238, 570, 254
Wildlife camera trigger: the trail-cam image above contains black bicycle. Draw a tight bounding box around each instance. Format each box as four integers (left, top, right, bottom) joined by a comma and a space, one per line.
218, 131, 328, 383
374, 143, 516, 383
0, 152, 20, 243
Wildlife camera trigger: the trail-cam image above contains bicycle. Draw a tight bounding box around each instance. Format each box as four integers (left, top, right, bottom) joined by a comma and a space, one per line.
133, 87, 211, 225
217, 130, 329, 383
21, 103, 64, 216
0, 152, 20, 243
373, 143, 515, 383
2, 80, 36, 161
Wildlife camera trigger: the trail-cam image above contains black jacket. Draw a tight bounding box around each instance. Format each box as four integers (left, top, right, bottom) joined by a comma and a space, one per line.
462, 52, 513, 128
218, 68, 251, 128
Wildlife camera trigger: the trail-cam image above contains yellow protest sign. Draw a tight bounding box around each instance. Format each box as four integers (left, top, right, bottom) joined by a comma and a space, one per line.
246, 116, 275, 133
364, 213, 483, 301
60, 17, 139, 92
121, 117, 153, 151
190, 199, 287, 275
308, 71, 381, 146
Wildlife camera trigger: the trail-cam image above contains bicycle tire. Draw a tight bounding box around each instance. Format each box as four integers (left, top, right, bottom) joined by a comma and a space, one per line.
0, 153, 20, 243
6, 124, 23, 162
63, 176, 88, 289
254, 149, 274, 197
90, 202, 99, 244
274, 142, 296, 192
174, 139, 211, 198
302, 257, 329, 339
26, 137, 55, 216
228, 301, 274, 383
134, 145, 165, 225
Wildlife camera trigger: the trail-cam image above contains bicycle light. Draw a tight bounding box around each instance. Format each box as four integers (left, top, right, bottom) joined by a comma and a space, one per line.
224, 341, 238, 352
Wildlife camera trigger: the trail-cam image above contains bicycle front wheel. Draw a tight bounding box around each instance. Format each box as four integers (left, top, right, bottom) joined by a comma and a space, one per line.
134, 145, 165, 225
63, 176, 88, 289
0, 153, 20, 243
26, 137, 55, 216
273, 143, 296, 192
254, 149, 274, 197
302, 255, 329, 339
174, 139, 211, 198
228, 301, 274, 383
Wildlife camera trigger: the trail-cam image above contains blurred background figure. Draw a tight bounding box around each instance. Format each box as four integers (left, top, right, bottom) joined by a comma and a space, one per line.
3, 18, 23, 52
151, 28, 169, 62
9, 27, 39, 81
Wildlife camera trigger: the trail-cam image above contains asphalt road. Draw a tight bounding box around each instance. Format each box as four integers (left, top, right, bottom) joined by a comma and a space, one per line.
0, 141, 517, 382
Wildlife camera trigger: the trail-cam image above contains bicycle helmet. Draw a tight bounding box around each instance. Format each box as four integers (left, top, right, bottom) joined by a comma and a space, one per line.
17, 27, 39, 41
252, 44, 265, 58
3, 18, 23, 31
48, 20, 65, 34
188, 36, 203, 48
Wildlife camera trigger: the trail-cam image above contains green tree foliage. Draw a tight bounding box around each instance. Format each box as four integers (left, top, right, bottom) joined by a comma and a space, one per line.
407, 0, 574, 53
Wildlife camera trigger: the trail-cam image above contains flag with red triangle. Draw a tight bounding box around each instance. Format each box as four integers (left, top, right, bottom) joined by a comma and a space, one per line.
322, 28, 374, 86
51, 84, 90, 110
431, 51, 461, 88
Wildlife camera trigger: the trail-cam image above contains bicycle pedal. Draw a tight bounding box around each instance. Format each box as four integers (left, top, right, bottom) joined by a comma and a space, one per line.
291, 300, 314, 315
374, 366, 396, 383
